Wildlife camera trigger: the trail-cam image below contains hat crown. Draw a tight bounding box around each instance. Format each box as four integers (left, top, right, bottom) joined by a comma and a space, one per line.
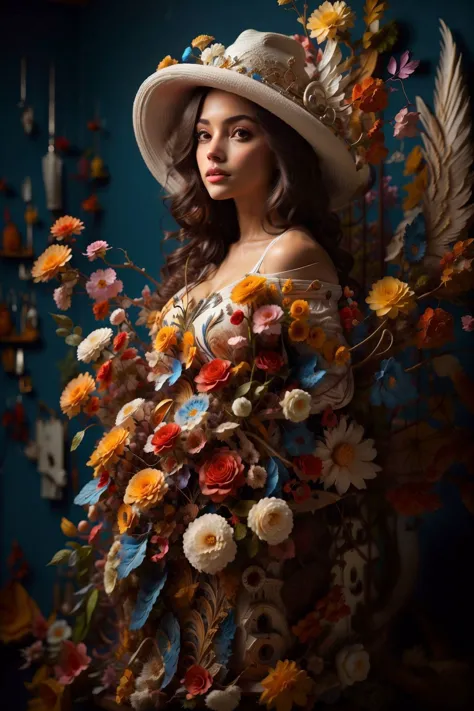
225, 29, 309, 92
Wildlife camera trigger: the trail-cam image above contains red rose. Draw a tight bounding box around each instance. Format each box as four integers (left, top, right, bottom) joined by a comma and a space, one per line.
195, 358, 232, 393
149, 423, 181, 453
182, 665, 213, 700
113, 332, 129, 351
255, 350, 285, 375
199, 448, 245, 502
293, 454, 323, 481
321, 406, 338, 428
230, 309, 245, 325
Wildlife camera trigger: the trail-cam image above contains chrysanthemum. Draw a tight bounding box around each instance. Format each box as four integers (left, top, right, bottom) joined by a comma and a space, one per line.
157, 55, 179, 71
154, 325, 178, 353
183, 513, 237, 574
289, 299, 310, 320
117, 504, 136, 534
77, 328, 113, 363
124, 468, 168, 510
50, 215, 84, 240
175, 394, 210, 429
306, 1, 355, 43
248, 498, 294, 546
365, 276, 415, 318
115, 398, 145, 427
260, 659, 313, 711
32, 244, 72, 282
86, 268, 123, 302
314, 416, 381, 495
84, 240, 110, 261
288, 319, 310, 342
230, 275, 267, 306
60, 372, 95, 418
87, 427, 130, 474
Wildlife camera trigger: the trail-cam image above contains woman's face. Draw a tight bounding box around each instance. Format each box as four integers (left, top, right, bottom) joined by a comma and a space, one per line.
195, 89, 275, 201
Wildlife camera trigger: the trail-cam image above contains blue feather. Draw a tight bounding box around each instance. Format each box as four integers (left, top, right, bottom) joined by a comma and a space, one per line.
157, 612, 181, 688
294, 354, 327, 389
130, 568, 168, 630
214, 610, 236, 667
265, 457, 290, 497
117, 534, 148, 580
74, 477, 109, 505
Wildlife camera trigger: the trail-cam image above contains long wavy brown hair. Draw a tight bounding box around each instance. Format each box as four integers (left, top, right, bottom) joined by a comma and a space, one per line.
156, 87, 353, 307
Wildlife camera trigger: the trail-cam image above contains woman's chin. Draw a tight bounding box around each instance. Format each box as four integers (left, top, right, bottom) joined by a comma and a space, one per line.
206, 185, 235, 201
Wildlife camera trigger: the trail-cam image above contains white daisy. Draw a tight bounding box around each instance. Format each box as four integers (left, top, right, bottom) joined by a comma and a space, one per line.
183, 514, 237, 574
315, 416, 381, 495
201, 43, 226, 65
77, 327, 113, 363
115, 398, 145, 427
47, 619, 72, 647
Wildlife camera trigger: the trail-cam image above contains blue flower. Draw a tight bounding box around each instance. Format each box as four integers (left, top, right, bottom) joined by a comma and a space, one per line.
284, 423, 315, 456
175, 394, 210, 427
403, 213, 426, 263
370, 357, 417, 408
181, 46, 193, 63
292, 354, 326, 389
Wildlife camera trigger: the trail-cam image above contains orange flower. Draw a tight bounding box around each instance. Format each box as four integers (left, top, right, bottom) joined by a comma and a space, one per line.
147, 423, 181, 454
82, 194, 101, 213
386, 483, 441, 516
260, 660, 313, 711
416, 307, 454, 349
117, 503, 136, 534
334, 345, 351, 366
292, 611, 322, 643
453, 238, 474, 257
267, 283, 281, 300
366, 276, 415, 318
231, 361, 251, 376
182, 665, 213, 700
51, 215, 85, 240
230, 274, 267, 305
154, 325, 178, 353
306, 325, 326, 349
282, 297, 292, 307
321, 338, 340, 363
288, 319, 310, 342
96, 360, 113, 390
124, 468, 168, 510
32, 244, 72, 282
367, 118, 384, 139
0, 581, 40, 643
282, 278, 294, 294
87, 427, 130, 475
352, 77, 388, 113
404, 145, 424, 176
290, 299, 310, 320
157, 55, 179, 71
195, 359, 232, 393
113, 332, 129, 352
93, 300, 110, 320
181, 331, 196, 368
60, 372, 95, 418
116, 669, 134, 705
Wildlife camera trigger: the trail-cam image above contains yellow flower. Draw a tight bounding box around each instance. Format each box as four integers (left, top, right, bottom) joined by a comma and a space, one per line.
403, 145, 424, 176
154, 325, 178, 353
366, 276, 415, 318
0, 581, 40, 643
116, 669, 135, 705
231, 361, 251, 376
335, 345, 351, 366
87, 427, 130, 475
260, 659, 313, 711
290, 299, 310, 320
117, 504, 136, 534
32, 244, 72, 283
402, 166, 428, 211
60, 517, 78, 537
321, 338, 340, 363
124, 468, 168, 510
278, 0, 292, 5
157, 55, 178, 71
282, 278, 293, 294
288, 319, 310, 342
191, 34, 215, 50
60, 372, 95, 418
27, 675, 64, 711
306, 325, 326, 349
307, 1, 355, 43
230, 275, 267, 305
282, 297, 292, 307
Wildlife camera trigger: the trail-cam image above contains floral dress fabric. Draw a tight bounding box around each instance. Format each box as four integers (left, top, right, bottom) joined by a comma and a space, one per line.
159, 231, 354, 415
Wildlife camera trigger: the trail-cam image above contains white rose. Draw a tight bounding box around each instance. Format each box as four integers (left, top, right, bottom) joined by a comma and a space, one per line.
247, 497, 293, 545
279, 388, 311, 422
335, 644, 370, 687
232, 397, 252, 417
110, 308, 126, 325
183, 514, 237, 574
205, 685, 241, 711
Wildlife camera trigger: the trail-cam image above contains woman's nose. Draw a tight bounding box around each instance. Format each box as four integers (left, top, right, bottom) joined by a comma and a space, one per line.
207, 138, 225, 162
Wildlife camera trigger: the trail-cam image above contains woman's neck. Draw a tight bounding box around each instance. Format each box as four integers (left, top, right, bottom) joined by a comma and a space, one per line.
233, 190, 282, 244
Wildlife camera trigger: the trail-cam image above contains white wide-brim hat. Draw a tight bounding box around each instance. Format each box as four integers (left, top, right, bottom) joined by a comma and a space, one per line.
133, 29, 370, 212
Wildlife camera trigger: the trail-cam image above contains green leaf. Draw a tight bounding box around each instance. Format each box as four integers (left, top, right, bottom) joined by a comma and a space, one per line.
71, 430, 85, 451
47, 549, 71, 566
65, 334, 83, 347
247, 534, 259, 558
72, 612, 88, 643
50, 313, 73, 328
85, 588, 99, 625
56, 327, 71, 338
230, 500, 256, 518
234, 523, 247, 541
66, 541, 82, 550
235, 381, 254, 398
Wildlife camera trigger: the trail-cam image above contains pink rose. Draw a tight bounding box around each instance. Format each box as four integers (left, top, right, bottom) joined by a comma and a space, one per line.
55, 640, 91, 684
393, 107, 420, 139
252, 304, 284, 335
182, 665, 213, 700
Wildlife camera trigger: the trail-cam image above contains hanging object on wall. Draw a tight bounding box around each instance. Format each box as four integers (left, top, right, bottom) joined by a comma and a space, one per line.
2, 208, 22, 255
25, 408, 66, 500
21, 177, 37, 253
18, 57, 35, 135
42, 63, 63, 212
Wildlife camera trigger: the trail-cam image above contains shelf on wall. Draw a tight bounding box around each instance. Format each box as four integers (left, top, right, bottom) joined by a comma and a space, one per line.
0, 249, 35, 259
0, 330, 40, 345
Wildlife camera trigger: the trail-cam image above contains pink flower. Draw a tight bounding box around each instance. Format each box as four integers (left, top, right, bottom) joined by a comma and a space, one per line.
54, 640, 91, 684
53, 285, 72, 310
393, 107, 420, 139
20, 640, 44, 669
84, 240, 110, 261
86, 268, 123, 302
292, 34, 322, 65
461, 314, 474, 332
252, 304, 284, 335
183, 427, 207, 454
227, 335, 248, 347
150, 535, 169, 562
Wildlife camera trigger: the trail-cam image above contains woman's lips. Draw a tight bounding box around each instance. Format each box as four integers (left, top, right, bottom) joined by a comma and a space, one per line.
207, 174, 230, 183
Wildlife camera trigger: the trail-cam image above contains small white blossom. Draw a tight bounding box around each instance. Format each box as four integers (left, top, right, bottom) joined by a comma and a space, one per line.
232, 396, 252, 417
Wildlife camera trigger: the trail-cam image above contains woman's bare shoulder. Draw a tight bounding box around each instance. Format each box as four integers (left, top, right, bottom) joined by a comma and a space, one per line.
260, 228, 339, 283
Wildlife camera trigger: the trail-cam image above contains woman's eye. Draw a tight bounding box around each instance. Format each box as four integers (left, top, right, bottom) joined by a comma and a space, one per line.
233, 128, 251, 140
195, 130, 209, 141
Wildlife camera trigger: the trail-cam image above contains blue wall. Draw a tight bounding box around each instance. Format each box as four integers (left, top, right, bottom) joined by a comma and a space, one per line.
1, 0, 473, 620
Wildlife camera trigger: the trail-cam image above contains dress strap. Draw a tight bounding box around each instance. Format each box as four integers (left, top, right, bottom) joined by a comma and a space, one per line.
250, 229, 295, 275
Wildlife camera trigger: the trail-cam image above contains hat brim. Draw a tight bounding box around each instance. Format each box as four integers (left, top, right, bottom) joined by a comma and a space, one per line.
133, 63, 369, 211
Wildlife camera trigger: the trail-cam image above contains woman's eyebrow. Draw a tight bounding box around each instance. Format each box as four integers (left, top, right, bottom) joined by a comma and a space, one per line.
196, 114, 258, 126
